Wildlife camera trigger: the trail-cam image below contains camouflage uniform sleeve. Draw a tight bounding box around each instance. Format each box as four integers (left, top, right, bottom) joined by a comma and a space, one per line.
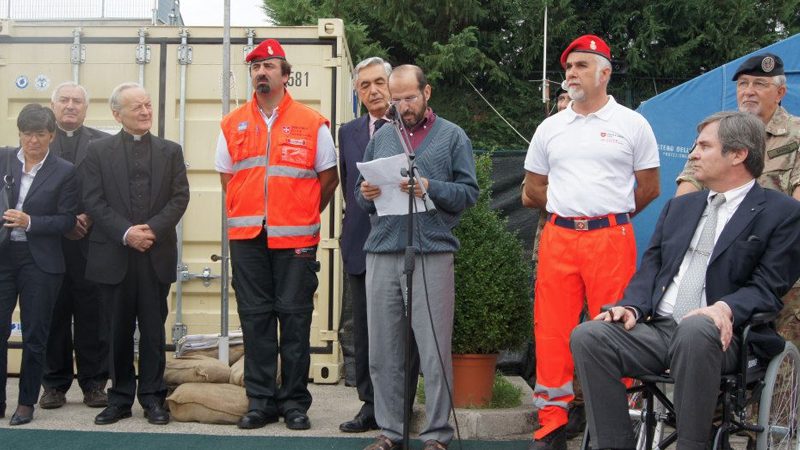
674, 148, 704, 190
787, 117, 800, 194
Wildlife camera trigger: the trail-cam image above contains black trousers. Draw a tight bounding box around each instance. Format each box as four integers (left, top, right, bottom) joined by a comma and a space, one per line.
230, 231, 319, 416
0, 242, 62, 406
99, 251, 169, 408
43, 239, 108, 393
347, 273, 374, 418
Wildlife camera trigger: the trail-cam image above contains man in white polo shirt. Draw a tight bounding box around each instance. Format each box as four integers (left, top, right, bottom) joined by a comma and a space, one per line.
522, 34, 661, 450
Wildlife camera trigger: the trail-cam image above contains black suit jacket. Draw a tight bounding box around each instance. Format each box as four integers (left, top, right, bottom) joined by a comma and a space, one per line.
81, 131, 190, 285
52, 126, 110, 264
619, 183, 800, 357
0, 147, 78, 274
339, 115, 372, 275
52, 126, 109, 211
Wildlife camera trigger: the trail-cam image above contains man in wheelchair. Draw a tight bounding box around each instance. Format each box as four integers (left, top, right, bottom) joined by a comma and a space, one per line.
571, 111, 800, 450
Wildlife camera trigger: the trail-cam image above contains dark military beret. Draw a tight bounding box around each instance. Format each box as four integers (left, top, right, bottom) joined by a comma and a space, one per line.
732, 53, 784, 80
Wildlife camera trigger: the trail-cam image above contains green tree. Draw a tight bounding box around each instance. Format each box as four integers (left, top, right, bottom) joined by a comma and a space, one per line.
263, 0, 800, 149
452, 153, 530, 354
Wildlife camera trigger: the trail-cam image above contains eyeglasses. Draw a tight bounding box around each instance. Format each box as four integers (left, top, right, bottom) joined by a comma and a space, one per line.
736, 79, 777, 91
391, 95, 420, 105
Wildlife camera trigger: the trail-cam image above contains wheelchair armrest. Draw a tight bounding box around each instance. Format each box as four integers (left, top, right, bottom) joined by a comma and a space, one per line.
744, 311, 779, 328
737, 311, 779, 392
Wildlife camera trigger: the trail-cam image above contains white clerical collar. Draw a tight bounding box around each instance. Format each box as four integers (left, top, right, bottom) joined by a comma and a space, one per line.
58, 126, 80, 137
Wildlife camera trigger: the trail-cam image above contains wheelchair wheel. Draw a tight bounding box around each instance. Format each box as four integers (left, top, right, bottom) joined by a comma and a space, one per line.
629, 381, 670, 450
757, 342, 800, 450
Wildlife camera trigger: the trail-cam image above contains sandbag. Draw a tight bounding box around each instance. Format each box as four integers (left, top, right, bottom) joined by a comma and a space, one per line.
182, 345, 245, 366
166, 382, 247, 424
228, 355, 282, 387
164, 355, 231, 387
229, 355, 245, 387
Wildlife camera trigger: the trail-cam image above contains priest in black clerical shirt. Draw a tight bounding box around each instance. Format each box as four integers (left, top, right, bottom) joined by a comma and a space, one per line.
40, 82, 110, 411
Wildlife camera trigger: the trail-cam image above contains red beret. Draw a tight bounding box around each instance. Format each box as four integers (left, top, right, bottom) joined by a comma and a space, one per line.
560, 35, 611, 68
246, 38, 286, 63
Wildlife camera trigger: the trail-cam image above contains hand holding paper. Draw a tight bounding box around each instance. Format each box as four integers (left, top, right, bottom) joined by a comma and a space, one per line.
357, 153, 435, 216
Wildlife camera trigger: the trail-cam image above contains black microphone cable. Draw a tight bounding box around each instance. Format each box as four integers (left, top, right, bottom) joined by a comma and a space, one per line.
409, 163, 465, 450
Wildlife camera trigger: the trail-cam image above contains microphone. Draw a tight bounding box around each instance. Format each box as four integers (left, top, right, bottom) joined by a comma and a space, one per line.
386, 103, 398, 121
561, 80, 568, 90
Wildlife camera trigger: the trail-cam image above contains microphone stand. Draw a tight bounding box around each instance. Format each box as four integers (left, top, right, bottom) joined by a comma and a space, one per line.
389, 110, 419, 450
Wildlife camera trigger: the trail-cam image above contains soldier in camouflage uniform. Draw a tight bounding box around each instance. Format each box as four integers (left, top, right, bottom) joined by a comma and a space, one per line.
675, 53, 800, 354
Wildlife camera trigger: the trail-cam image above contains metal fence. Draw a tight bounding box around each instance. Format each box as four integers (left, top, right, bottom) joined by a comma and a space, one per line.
0, 0, 178, 23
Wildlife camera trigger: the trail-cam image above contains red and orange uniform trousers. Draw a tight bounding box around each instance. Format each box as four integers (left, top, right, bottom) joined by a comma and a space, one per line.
533, 214, 636, 439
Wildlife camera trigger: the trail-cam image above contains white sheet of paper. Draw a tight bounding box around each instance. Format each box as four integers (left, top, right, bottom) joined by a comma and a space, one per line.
357, 153, 435, 216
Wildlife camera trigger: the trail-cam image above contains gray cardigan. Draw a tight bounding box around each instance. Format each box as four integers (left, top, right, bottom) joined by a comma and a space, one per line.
355, 116, 478, 254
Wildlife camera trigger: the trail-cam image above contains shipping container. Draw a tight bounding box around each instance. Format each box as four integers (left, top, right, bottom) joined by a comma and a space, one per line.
0, 18, 355, 383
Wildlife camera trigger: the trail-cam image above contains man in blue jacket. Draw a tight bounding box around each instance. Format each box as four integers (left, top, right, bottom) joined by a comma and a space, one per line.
571, 111, 800, 450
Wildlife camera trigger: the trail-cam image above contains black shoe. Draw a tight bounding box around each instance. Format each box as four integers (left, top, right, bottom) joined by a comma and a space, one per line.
528, 426, 567, 450
83, 387, 108, 408
94, 405, 132, 425
39, 388, 67, 409
565, 404, 586, 439
284, 409, 311, 430
237, 409, 279, 429
340, 413, 379, 433
0, 402, 5, 419
143, 403, 170, 425
9, 405, 34, 426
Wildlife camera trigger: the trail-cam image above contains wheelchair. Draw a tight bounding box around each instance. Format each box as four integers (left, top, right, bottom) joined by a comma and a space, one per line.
580, 312, 800, 450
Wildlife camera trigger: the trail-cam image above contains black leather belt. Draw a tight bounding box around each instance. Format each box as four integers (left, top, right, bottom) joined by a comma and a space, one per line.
549, 213, 630, 231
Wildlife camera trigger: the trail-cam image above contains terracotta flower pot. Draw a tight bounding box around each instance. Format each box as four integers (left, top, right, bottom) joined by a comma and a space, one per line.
452, 353, 498, 408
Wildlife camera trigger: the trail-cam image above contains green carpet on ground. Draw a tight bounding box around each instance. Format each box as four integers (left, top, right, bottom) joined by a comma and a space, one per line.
0, 429, 528, 449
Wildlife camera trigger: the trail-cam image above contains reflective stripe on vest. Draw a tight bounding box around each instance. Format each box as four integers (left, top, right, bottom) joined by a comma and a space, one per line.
232, 155, 267, 172
227, 215, 264, 228
268, 165, 317, 178
233, 157, 316, 180
266, 223, 320, 237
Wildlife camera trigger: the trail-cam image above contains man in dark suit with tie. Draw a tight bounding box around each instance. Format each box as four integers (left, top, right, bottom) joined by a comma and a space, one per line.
40, 82, 110, 411
338, 56, 392, 433
571, 111, 800, 450
82, 82, 190, 426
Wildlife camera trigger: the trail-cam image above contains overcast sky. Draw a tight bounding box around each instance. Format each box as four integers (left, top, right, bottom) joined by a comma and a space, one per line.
180, 0, 270, 26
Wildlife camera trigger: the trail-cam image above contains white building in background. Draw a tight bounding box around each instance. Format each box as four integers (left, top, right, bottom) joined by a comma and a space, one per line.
0, 0, 183, 25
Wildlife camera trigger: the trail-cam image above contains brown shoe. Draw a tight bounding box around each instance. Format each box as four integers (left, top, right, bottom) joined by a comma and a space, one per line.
39, 388, 66, 409
363, 435, 400, 450
424, 440, 448, 450
83, 387, 108, 408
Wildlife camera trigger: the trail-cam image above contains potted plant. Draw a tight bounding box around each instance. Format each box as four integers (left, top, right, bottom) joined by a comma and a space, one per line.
451, 152, 531, 407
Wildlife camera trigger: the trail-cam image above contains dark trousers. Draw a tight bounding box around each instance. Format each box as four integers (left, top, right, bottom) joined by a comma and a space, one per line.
0, 242, 62, 405
571, 315, 740, 450
230, 231, 318, 416
99, 251, 169, 408
347, 273, 374, 418
43, 240, 108, 393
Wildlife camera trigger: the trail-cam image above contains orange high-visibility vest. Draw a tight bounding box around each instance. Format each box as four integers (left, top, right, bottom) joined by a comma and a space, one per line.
221, 91, 329, 248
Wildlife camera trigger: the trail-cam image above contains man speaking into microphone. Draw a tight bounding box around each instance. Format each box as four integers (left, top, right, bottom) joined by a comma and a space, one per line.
356, 64, 478, 450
